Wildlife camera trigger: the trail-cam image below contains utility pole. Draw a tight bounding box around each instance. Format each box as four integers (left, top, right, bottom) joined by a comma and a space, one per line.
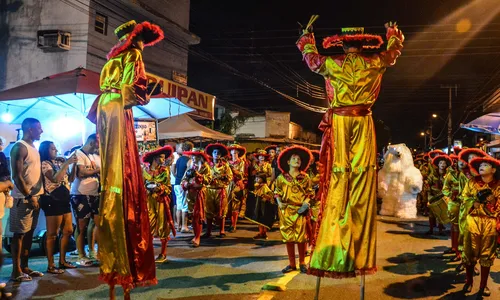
441, 84, 458, 154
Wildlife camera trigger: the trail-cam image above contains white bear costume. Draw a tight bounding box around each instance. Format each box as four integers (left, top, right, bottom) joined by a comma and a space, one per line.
378, 143, 423, 218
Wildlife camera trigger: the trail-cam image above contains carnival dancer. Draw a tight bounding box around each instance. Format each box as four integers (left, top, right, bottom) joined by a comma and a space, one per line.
87, 20, 163, 297
204, 144, 233, 238
227, 143, 247, 232
442, 154, 463, 260
275, 145, 314, 274
254, 150, 272, 185
142, 146, 176, 263
456, 148, 487, 273
297, 15, 404, 277
426, 153, 452, 235
307, 150, 321, 254
249, 172, 275, 240
181, 148, 212, 247
461, 156, 500, 297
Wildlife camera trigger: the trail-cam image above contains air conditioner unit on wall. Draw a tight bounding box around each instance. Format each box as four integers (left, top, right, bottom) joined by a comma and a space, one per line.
37, 30, 71, 52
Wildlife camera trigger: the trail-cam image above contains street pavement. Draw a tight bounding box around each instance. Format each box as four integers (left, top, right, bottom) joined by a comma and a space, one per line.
1, 216, 500, 299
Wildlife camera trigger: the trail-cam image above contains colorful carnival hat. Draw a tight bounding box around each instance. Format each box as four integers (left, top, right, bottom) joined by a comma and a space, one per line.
432, 155, 453, 168
453, 146, 462, 155
449, 154, 459, 162
265, 145, 278, 153
227, 143, 247, 158
311, 150, 320, 163
108, 20, 164, 59
184, 148, 210, 162
428, 149, 445, 159
322, 27, 384, 49
143, 145, 173, 164
255, 149, 270, 158
458, 148, 487, 164
205, 143, 229, 158
469, 157, 500, 180
277, 145, 313, 174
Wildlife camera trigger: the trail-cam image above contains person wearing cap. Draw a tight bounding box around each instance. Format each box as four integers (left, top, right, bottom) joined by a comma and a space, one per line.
204, 144, 233, 238
460, 156, 500, 297
456, 148, 487, 273
254, 150, 272, 186
86, 19, 164, 293
297, 15, 404, 277
274, 146, 314, 274
426, 153, 452, 235
181, 149, 212, 247
143, 146, 176, 263
442, 154, 464, 260
227, 144, 248, 233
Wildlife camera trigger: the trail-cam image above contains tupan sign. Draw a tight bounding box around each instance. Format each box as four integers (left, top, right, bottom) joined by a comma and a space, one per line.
147, 73, 215, 120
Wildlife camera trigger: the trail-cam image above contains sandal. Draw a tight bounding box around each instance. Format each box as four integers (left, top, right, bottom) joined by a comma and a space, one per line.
77, 257, 93, 267
59, 261, 77, 269
47, 266, 65, 274
23, 269, 44, 278
11, 273, 32, 282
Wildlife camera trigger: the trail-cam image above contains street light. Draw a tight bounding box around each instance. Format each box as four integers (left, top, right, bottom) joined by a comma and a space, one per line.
432, 114, 438, 118
420, 131, 427, 150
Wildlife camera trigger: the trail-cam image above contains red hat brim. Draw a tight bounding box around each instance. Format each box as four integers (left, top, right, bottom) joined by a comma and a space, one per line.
429, 150, 445, 159
108, 21, 164, 60
432, 155, 453, 168
469, 157, 500, 179
184, 150, 210, 162
265, 145, 278, 153
277, 145, 313, 174
228, 145, 247, 158
458, 148, 487, 164
205, 143, 229, 158
142, 145, 173, 164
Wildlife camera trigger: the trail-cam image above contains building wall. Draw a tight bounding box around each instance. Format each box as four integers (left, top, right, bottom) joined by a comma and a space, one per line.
0, 0, 90, 91
265, 111, 290, 138
234, 116, 266, 138
289, 122, 302, 140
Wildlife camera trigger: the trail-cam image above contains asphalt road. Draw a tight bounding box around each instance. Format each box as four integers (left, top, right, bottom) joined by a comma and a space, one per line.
1, 217, 499, 300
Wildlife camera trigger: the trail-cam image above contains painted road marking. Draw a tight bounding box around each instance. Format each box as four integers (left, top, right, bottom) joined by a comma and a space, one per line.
258, 256, 310, 300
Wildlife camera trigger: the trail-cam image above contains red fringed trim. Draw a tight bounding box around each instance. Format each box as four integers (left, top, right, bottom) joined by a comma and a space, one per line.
307, 267, 377, 279
99, 272, 158, 290
322, 34, 383, 49
107, 22, 164, 60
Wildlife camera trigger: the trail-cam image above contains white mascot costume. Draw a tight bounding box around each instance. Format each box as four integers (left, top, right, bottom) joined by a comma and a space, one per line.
378, 143, 423, 219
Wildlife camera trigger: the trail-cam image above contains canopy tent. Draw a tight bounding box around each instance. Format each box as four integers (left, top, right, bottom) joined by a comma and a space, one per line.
0, 68, 194, 125
158, 114, 234, 141
460, 112, 500, 135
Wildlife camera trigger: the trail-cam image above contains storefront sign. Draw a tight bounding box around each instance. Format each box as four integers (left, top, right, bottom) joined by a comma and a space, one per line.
147, 73, 215, 120
172, 71, 188, 85
135, 120, 157, 142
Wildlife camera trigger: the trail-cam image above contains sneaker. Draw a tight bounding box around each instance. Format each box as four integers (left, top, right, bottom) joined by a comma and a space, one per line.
77, 257, 93, 267
299, 264, 308, 274
282, 265, 297, 273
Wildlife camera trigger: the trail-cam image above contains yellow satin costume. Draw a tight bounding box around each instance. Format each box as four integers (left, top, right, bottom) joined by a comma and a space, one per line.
143, 165, 173, 239
297, 30, 403, 277
427, 167, 447, 220
206, 161, 233, 219
309, 171, 321, 222
228, 159, 247, 214
461, 178, 500, 267
457, 169, 474, 250
275, 173, 314, 243
443, 168, 468, 224
254, 161, 272, 185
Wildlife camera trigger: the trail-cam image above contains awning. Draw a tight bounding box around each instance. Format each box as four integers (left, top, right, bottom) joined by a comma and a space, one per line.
461, 112, 500, 135
158, 114, 233, 141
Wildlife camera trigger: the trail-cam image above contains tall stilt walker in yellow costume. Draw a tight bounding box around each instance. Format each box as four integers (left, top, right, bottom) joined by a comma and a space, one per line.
296, 15, 404, 285
87, 20, 164, 299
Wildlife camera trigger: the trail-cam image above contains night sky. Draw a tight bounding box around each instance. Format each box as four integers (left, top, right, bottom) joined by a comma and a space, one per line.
187, 0, 500, 149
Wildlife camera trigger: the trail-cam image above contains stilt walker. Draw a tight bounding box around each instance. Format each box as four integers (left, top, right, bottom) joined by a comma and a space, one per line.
461, 156, 500, 298
142, 146, 176, 264
227, 143, 248, 232
296, 15, 404, 298
87, 20, 163, 298
181, 148, 212, 247
204, 144, 232, 238
274, 146, 314, 274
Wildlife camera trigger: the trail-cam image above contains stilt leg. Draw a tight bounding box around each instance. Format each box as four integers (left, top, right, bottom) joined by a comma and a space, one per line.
360, 274, 365, 300
314, 277, 321, 300
109, 285, 116, 300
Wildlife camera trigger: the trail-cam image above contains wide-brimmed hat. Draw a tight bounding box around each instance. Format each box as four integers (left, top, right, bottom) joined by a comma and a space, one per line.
449, 154, 459, 161
428, 149, 445, 159
322, 27, 384, 49
432, 155, 452, 168
469, 157, 500, 180
277, 145, 313, 174
311, 150, 320, 163
205, 143, 229, 158
184, 148, 210, 162
459, 148, 487, 164
265, 145, 278, 153
255, 149, 270, 158
227, 143, 247, 158
143, 145, 173, 164
107, 20, 164, 59
453, 146, 462, 155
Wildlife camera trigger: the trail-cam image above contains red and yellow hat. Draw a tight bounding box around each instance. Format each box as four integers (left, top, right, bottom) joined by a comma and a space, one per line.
205, 143, 229, 158
277, 145, 313, 174
428, 149, 445, 159
227, 143, 247, 158
432, 154, 452, 168
142, 145, 173, 164
458, 148, 487, 164
265, 145, 278, 153
108, 20, 164, 59
184, 148, 210, 162
469, 157, 500, 180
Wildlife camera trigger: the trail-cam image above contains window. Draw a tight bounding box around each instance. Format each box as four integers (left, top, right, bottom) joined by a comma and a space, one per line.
95, 12, 108, 35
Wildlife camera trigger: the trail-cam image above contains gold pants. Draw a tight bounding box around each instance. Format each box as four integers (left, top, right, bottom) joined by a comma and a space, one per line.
147, 195, 170, 239
462, 215, 498, 267
205, 187, 227, 220
447, 201, 460, 225
458, 200, 474, 251
278, 204, 308, 243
